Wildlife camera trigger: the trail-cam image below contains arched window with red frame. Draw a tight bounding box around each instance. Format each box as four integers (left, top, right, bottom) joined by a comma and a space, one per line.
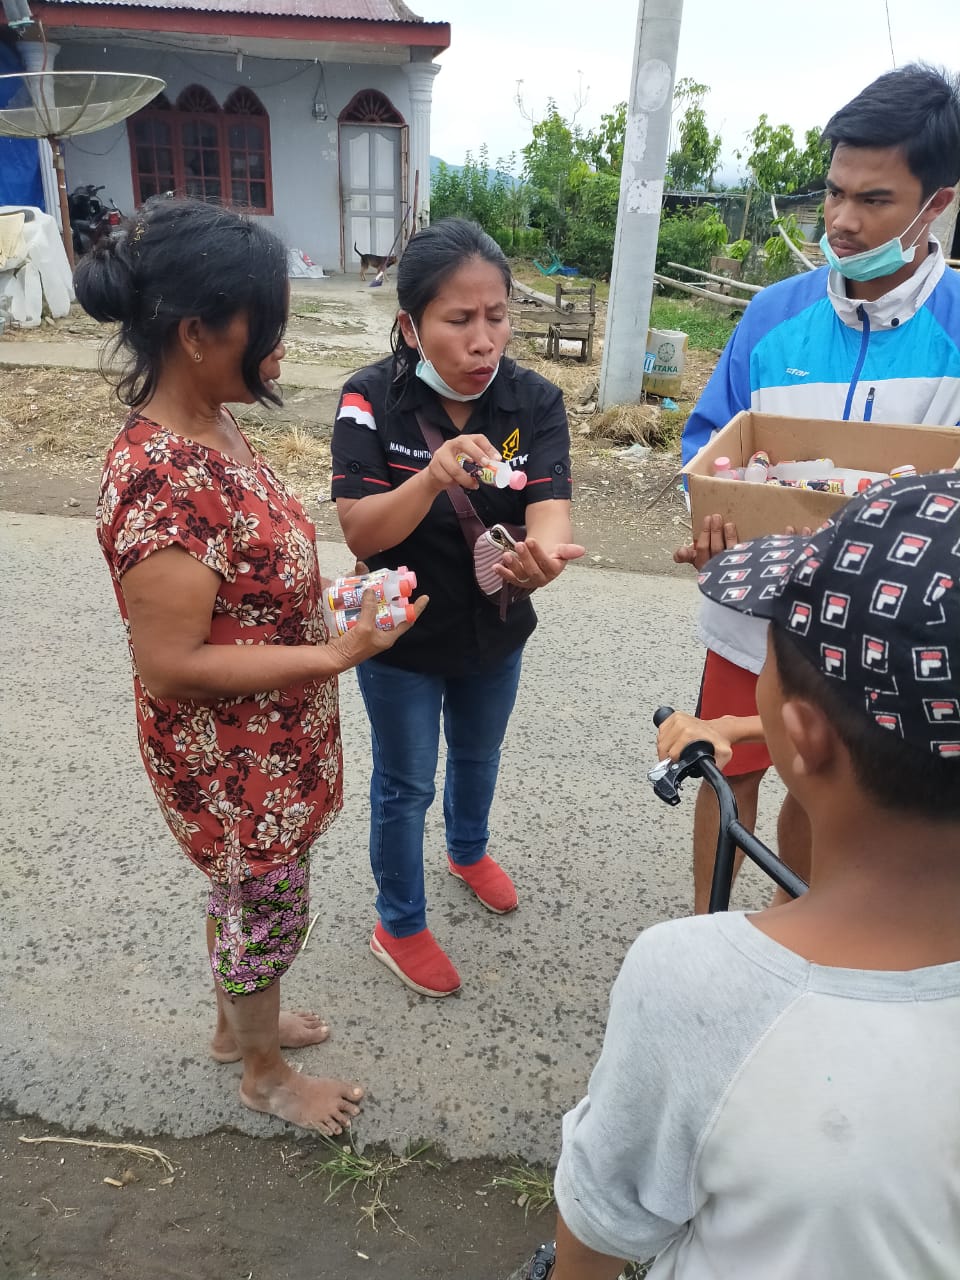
177, 85, 223, 204
339, 89, 405, 126
130, 92, 174, 202
128, 85, 273, 214
224, 88, 272, 214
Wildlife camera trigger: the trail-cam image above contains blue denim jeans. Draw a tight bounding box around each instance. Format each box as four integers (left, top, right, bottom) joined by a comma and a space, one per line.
356, 647, 524, 937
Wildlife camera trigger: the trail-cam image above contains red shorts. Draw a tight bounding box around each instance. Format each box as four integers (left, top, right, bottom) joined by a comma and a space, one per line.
696, 649, 772, 777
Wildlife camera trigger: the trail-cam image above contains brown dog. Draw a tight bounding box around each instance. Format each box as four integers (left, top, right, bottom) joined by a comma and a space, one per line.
355, 243, 398, 281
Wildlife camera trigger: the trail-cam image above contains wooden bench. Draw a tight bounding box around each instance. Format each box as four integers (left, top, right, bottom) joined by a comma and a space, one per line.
513, 281, 597, 363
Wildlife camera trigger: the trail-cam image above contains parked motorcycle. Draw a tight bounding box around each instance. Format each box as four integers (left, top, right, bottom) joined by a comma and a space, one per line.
68, 184, 122, 256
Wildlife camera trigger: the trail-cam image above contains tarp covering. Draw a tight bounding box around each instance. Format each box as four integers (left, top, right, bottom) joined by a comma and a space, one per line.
0, 45, 44, 210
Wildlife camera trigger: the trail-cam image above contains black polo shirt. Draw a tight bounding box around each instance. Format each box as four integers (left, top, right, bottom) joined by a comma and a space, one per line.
331, 356, 573, 676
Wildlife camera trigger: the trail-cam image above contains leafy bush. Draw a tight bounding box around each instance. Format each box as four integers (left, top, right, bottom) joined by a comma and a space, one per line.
430, 146, 515, 231
763, 213, 805, 282
725, 238, 751, 261
655, 207, 729, 274
564, 170, 620, 277
514, 228, 544, 255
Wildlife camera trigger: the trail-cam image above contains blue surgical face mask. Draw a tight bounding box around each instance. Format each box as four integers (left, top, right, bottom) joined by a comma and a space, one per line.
407, 317, 499, 402
820, 193, 936, 283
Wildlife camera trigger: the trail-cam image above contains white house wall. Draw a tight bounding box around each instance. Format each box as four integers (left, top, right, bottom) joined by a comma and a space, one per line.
56, 43, 416, 272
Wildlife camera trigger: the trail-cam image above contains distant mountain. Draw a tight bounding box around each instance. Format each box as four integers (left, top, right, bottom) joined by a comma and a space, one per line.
430, 156, 519, 188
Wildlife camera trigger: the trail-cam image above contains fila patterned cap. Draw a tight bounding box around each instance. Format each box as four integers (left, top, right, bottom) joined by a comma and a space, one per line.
697, 474, 960, 756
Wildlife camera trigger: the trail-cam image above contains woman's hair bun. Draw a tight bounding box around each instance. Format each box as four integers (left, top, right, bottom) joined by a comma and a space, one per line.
73, 231, 137, 325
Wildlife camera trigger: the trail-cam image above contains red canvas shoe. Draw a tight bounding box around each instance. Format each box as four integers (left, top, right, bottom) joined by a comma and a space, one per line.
370, 922, 461, 997
447, 855, 518, 914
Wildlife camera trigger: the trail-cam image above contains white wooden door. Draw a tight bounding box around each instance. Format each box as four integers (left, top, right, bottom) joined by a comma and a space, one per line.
340, 124, 400, 270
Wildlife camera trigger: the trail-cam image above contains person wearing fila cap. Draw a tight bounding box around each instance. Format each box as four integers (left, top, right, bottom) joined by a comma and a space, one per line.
542, 473, 960, 1280
675, 62, 960, 914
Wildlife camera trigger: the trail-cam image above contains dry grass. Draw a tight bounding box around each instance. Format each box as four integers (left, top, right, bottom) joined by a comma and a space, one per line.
0, 368, 122, 462
252, 422, 329, 468
18, 1135, 175, 1173
520, 354, 599, 400
508, 333, 600, 399
586, 402, 666, 446
282, 338, 370, 368
0, 368, 334, 494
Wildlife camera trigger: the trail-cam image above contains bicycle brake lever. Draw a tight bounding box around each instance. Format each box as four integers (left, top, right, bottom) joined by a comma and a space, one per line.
647, 758, 683, 805
647, 739, 719, 807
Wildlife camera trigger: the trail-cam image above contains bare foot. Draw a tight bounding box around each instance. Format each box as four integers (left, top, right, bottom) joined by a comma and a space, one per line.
239, 1063, 364, 1135
211, 1010, 331, 1064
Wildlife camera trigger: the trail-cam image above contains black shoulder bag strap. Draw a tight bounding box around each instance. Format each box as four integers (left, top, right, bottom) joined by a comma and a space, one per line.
416, 413, 487, 541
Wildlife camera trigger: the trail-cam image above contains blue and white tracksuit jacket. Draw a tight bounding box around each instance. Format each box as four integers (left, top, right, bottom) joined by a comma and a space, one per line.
685, 243, 960, 673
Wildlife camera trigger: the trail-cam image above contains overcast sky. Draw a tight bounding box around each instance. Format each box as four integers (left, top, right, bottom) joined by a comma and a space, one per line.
420, 0, 955, 183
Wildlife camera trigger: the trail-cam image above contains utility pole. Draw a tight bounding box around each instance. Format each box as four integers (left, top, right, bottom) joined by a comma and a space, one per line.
598, 0, 684, 410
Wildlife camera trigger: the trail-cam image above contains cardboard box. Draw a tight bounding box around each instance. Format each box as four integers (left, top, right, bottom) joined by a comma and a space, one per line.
683, 411, 960, 541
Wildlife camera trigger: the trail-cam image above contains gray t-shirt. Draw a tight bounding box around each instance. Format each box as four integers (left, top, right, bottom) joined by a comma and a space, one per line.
555, 911, 960, 1279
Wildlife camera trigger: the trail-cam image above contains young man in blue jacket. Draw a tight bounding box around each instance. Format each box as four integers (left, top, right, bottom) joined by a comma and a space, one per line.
676, 62, 960, 911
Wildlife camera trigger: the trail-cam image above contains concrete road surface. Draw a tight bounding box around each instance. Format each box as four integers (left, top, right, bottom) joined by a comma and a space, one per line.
0, 512, 777, 1162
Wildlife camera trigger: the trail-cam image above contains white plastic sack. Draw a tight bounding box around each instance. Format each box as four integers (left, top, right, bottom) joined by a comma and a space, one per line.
0, 204, 73, 327
642, 327, 688, 399
287, 247, 327, 279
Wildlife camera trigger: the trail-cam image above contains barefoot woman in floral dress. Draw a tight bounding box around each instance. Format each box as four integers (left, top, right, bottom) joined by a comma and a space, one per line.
76, 197, 425, 1134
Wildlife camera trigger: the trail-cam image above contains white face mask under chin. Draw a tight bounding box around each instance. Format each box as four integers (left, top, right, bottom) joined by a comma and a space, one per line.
406, 317, 499, 403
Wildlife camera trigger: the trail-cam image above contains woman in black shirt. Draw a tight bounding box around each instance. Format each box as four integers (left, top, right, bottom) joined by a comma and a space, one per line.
332, 219, 583, 997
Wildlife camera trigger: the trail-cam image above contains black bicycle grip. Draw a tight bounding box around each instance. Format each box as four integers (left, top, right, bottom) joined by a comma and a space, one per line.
653, 705, 675, 728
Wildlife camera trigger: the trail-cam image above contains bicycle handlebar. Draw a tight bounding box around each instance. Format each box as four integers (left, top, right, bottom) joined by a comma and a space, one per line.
648, 705, 807, 907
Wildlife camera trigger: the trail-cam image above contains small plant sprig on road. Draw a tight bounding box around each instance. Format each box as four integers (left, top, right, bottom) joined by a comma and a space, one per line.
300, 1132, 437, 1237
489, 1162, 556, 1216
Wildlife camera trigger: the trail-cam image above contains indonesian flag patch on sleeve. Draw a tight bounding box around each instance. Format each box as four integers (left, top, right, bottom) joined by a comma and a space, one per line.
337, 392, 376, 431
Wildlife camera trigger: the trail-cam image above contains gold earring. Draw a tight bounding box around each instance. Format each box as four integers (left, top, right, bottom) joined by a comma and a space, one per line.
193, 351, 202, 363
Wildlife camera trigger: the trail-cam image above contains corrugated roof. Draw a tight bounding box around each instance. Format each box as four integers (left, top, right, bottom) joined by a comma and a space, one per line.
44, 0, 434, 21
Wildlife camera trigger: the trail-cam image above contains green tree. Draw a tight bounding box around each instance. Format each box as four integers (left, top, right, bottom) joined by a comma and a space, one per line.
667, 79, 722, 191
797, 126, 831, 188
582, 102, 627, 173
565, 166, 621, 276
429, 160, 467, 221
429, 146, 512, 231
502, 162, 531, 245
522, 101, 580, 248
741, 115, 829, 193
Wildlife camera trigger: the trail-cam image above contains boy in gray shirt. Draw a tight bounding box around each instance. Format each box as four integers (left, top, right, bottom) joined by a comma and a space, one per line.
526, 474, 960, 1279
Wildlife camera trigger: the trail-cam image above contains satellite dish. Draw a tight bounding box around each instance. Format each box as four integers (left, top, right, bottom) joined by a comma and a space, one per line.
0, 70, 165, 266
0, 70, 165, 138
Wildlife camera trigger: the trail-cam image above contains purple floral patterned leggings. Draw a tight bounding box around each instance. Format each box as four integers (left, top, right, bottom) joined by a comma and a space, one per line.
207, 852, 310, 996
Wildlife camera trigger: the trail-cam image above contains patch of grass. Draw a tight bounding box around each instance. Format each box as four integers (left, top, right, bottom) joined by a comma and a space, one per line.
300, 1135, 438, 1237
649, 297, 738, 352
489, 1163, 556, 1216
